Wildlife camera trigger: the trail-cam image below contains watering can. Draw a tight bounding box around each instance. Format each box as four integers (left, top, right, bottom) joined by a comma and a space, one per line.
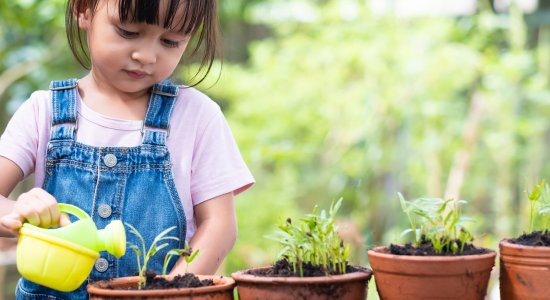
16, 203, 126, 292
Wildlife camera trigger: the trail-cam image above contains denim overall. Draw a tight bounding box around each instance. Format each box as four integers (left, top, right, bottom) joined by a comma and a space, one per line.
16, 79, 186, 299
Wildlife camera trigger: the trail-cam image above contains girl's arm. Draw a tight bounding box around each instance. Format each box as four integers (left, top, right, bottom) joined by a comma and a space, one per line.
170, 192, 237, 275
0, 157, 67, 237
0, 157, 25, 237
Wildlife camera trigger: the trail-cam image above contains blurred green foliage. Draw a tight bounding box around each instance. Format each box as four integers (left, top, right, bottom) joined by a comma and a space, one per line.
2, 0, 550, 292
0, 0, 84, 129
198, 1, 550, 272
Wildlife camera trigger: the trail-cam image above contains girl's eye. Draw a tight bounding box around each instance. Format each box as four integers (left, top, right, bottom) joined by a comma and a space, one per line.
117, 27, 138, 38
162, 39, 180, 48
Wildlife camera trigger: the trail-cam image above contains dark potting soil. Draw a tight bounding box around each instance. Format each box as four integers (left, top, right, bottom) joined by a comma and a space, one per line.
389, 236, 489, 256
508, 230, 550, 246
246, 259, 367, 277
143, 272, 213, 289
109, 270, 214, 290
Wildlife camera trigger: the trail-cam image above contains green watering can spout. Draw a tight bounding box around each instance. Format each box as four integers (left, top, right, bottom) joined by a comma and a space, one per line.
98, 220, 126, 258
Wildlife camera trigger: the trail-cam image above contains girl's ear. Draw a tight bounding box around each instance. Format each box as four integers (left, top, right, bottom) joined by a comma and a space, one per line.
78, 8, 93, 30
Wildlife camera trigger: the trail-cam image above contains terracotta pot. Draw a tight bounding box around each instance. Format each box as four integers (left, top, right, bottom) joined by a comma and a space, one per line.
231, 266, 373, 300
367, 246, 496, 300
87, 275, 235, 300
499, 239, 550, 300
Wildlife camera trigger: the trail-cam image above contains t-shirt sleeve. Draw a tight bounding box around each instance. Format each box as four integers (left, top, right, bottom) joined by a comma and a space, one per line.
190, 108, 255, 205
0, 92, 41, 177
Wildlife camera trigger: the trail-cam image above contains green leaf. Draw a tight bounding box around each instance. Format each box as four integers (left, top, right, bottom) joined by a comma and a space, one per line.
188, 249, 200, 262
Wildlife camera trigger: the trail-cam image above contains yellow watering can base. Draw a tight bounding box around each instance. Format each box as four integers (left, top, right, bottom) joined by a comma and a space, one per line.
16, 203, 126, 292
17, 228, 99, 292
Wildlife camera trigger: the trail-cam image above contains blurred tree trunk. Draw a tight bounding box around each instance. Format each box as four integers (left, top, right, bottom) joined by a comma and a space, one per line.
221, 21, 271, 62
444, 91, 485, 201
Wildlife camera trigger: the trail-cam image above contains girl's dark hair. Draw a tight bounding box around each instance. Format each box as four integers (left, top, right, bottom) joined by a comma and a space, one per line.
66, 0, 220, 86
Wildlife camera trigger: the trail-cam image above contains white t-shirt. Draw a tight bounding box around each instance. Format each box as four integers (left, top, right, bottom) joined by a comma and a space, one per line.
0, 86, 255, 241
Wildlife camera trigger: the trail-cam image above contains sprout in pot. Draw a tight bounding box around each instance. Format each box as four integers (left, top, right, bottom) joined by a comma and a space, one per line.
393, 193, 490, 256
254, 198, 364, 276
499, 179, 550, 300
507, 179, 550, 245
87, 224, 236, 299
123, 223, 210, 290
367, 193, 496, 300
232, 198, 372, 300
268, 198, 349, 276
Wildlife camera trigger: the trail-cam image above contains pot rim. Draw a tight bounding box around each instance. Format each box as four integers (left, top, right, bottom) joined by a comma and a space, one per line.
231, 266, 372, 284
86, 275, 235, 296
499, 239, 550, 251
367, 245, 496, 262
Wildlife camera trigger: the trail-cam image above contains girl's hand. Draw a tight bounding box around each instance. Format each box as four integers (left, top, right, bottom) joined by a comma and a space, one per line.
0, 188, 70, 235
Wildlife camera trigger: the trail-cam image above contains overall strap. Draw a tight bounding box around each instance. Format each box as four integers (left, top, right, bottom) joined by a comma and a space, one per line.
142, 80, 179, 146
49, 79, 79, 141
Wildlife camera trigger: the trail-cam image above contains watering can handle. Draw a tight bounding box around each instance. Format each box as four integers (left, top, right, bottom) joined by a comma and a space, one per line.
57, 203, 90, 220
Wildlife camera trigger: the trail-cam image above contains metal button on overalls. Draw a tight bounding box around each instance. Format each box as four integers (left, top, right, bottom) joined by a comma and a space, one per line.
94, 258, 109, 272
98, 204, 112, 218
103, 154, 117, 167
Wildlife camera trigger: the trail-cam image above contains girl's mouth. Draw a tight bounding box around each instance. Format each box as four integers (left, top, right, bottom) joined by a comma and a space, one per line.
126, 70, 148, 79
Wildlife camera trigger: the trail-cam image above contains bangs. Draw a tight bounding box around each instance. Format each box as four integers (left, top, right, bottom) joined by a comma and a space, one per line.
117, 0, 206, 34
67, 0, 220, 86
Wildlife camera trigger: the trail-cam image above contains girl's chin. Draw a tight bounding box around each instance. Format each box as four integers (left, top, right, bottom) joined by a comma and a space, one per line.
110, 82, 152, 95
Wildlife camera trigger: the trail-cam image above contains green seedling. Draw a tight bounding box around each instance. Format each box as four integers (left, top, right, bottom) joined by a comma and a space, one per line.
527, 179, 550, 232
268, 198, 350, 276
398, 193, 474, 255
162, 241, 200, 275
125, 223, 180, 289
182, 244, 200, 273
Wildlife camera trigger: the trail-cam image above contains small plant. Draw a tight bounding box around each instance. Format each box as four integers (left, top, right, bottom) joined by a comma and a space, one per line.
398, 193, 474, 255
126, 223, 192, 289
268, 198, 350, 276
162, 241, 200, 275
526, 179, 550, 232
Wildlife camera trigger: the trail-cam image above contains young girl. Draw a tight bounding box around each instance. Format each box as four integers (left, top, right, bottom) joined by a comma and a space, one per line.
0, 0, 254, 298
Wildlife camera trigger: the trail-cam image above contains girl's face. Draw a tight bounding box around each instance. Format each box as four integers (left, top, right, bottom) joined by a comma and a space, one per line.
78, 0, 190, 94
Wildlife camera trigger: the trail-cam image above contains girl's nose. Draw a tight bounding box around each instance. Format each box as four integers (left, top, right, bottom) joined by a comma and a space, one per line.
131, 48, 157, 65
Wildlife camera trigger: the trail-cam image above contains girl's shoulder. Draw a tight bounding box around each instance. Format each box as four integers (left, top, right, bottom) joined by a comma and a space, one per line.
29, 89, 51, 100
25, 89, 51, 105
168, 86, 227, 135
16, 89, 52, 116
175, 86, 220, 109
173, 86, 222, 118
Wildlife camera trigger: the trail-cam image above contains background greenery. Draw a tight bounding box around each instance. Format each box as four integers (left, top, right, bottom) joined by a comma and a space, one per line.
2, 0, 550, 299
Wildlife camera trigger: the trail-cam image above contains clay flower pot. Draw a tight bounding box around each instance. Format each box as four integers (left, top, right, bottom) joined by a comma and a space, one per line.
499, 239, 550, 300
87, 275, 235, 300
368, 246, 496, 300
231, 266, 373, 300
